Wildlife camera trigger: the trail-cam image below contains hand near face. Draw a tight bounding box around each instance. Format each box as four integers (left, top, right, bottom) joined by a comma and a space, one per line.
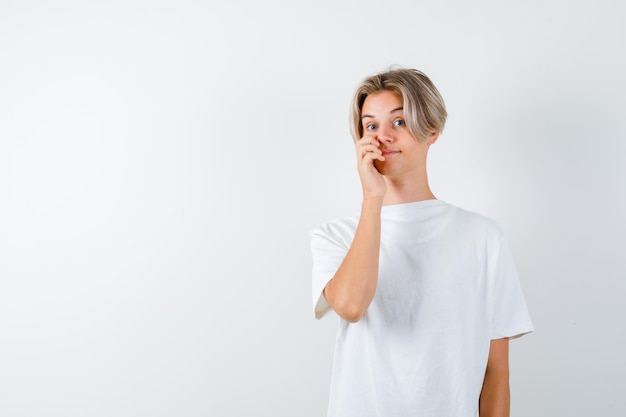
356, 135, 386, 199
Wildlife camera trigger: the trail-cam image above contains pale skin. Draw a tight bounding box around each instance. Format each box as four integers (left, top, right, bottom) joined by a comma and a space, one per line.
322, 90, 511, 417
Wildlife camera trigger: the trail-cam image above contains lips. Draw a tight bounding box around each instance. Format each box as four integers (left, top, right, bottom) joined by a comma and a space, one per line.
381, 150, 400, 156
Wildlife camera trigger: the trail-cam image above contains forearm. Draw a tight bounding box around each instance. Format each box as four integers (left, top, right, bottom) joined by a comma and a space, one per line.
479, 366, 510, 417
324, 197, 383, 322
479, 337, 511, 416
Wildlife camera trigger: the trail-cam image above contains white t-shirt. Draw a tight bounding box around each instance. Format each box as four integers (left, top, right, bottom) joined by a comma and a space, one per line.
310, 200, 533, 417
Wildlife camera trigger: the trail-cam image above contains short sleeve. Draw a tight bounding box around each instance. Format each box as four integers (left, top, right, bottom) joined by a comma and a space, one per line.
309, 227, 349, 319
488, 237, 534, 340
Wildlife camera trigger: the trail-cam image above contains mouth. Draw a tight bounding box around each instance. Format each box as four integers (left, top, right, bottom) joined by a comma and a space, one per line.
381, 150, 400, 156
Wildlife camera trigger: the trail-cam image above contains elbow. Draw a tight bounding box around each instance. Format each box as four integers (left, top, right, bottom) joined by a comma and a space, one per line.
342, 311, 363, 323
334, 301, 367, 323
323, 281, 372, 323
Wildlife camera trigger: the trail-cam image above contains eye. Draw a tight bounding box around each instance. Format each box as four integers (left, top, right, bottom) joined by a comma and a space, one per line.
365, 123, 377, 131
393, 119, 405, 127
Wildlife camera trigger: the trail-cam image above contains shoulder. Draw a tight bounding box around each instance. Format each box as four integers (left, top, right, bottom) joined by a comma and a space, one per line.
446, 203, 505, 242
309, 214, 360, 247
310, 210, 360, 236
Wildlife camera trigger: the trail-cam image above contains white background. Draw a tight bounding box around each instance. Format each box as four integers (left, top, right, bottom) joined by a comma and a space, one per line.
1, 1, 625, 415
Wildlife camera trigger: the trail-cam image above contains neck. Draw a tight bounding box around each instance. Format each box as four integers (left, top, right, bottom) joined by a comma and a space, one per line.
382, 171, 435, 206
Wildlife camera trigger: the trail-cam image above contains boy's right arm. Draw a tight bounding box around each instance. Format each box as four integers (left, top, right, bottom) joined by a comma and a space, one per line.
323, 136, 385, 323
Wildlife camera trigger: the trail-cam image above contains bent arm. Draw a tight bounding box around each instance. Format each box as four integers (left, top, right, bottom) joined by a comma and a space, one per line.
479, 337, 510, 417
323, 197, 382, 322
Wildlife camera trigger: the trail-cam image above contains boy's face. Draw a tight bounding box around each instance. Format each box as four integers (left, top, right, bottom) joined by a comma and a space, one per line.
361, 90, 436, 179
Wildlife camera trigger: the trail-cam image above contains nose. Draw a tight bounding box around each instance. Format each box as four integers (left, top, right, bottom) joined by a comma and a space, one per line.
376, 124, 395, 143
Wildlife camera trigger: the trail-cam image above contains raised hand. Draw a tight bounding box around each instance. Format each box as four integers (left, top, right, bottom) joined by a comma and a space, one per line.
355, 135, 387, 199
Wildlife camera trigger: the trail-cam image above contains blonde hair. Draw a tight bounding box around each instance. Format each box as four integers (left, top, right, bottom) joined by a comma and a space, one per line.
350, 68, 447, 143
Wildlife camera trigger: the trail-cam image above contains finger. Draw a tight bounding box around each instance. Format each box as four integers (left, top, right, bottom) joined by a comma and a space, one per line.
361, 149, 385, 163
358, 136, 380, 147
357, 139, 381, 152
359, 145, 383, 159
363, 151, 383, 162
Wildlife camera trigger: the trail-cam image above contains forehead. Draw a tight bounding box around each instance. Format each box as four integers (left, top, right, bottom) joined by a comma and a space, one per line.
361, 90, 403, 117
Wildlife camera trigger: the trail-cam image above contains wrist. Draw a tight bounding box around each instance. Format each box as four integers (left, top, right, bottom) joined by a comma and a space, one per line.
361, 196, 384, 211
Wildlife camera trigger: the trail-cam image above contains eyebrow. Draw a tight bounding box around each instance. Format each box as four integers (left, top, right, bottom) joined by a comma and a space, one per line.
361, 106, 404, 119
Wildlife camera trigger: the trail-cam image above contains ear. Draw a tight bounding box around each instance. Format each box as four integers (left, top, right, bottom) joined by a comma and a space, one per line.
426, 132, 439, 146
